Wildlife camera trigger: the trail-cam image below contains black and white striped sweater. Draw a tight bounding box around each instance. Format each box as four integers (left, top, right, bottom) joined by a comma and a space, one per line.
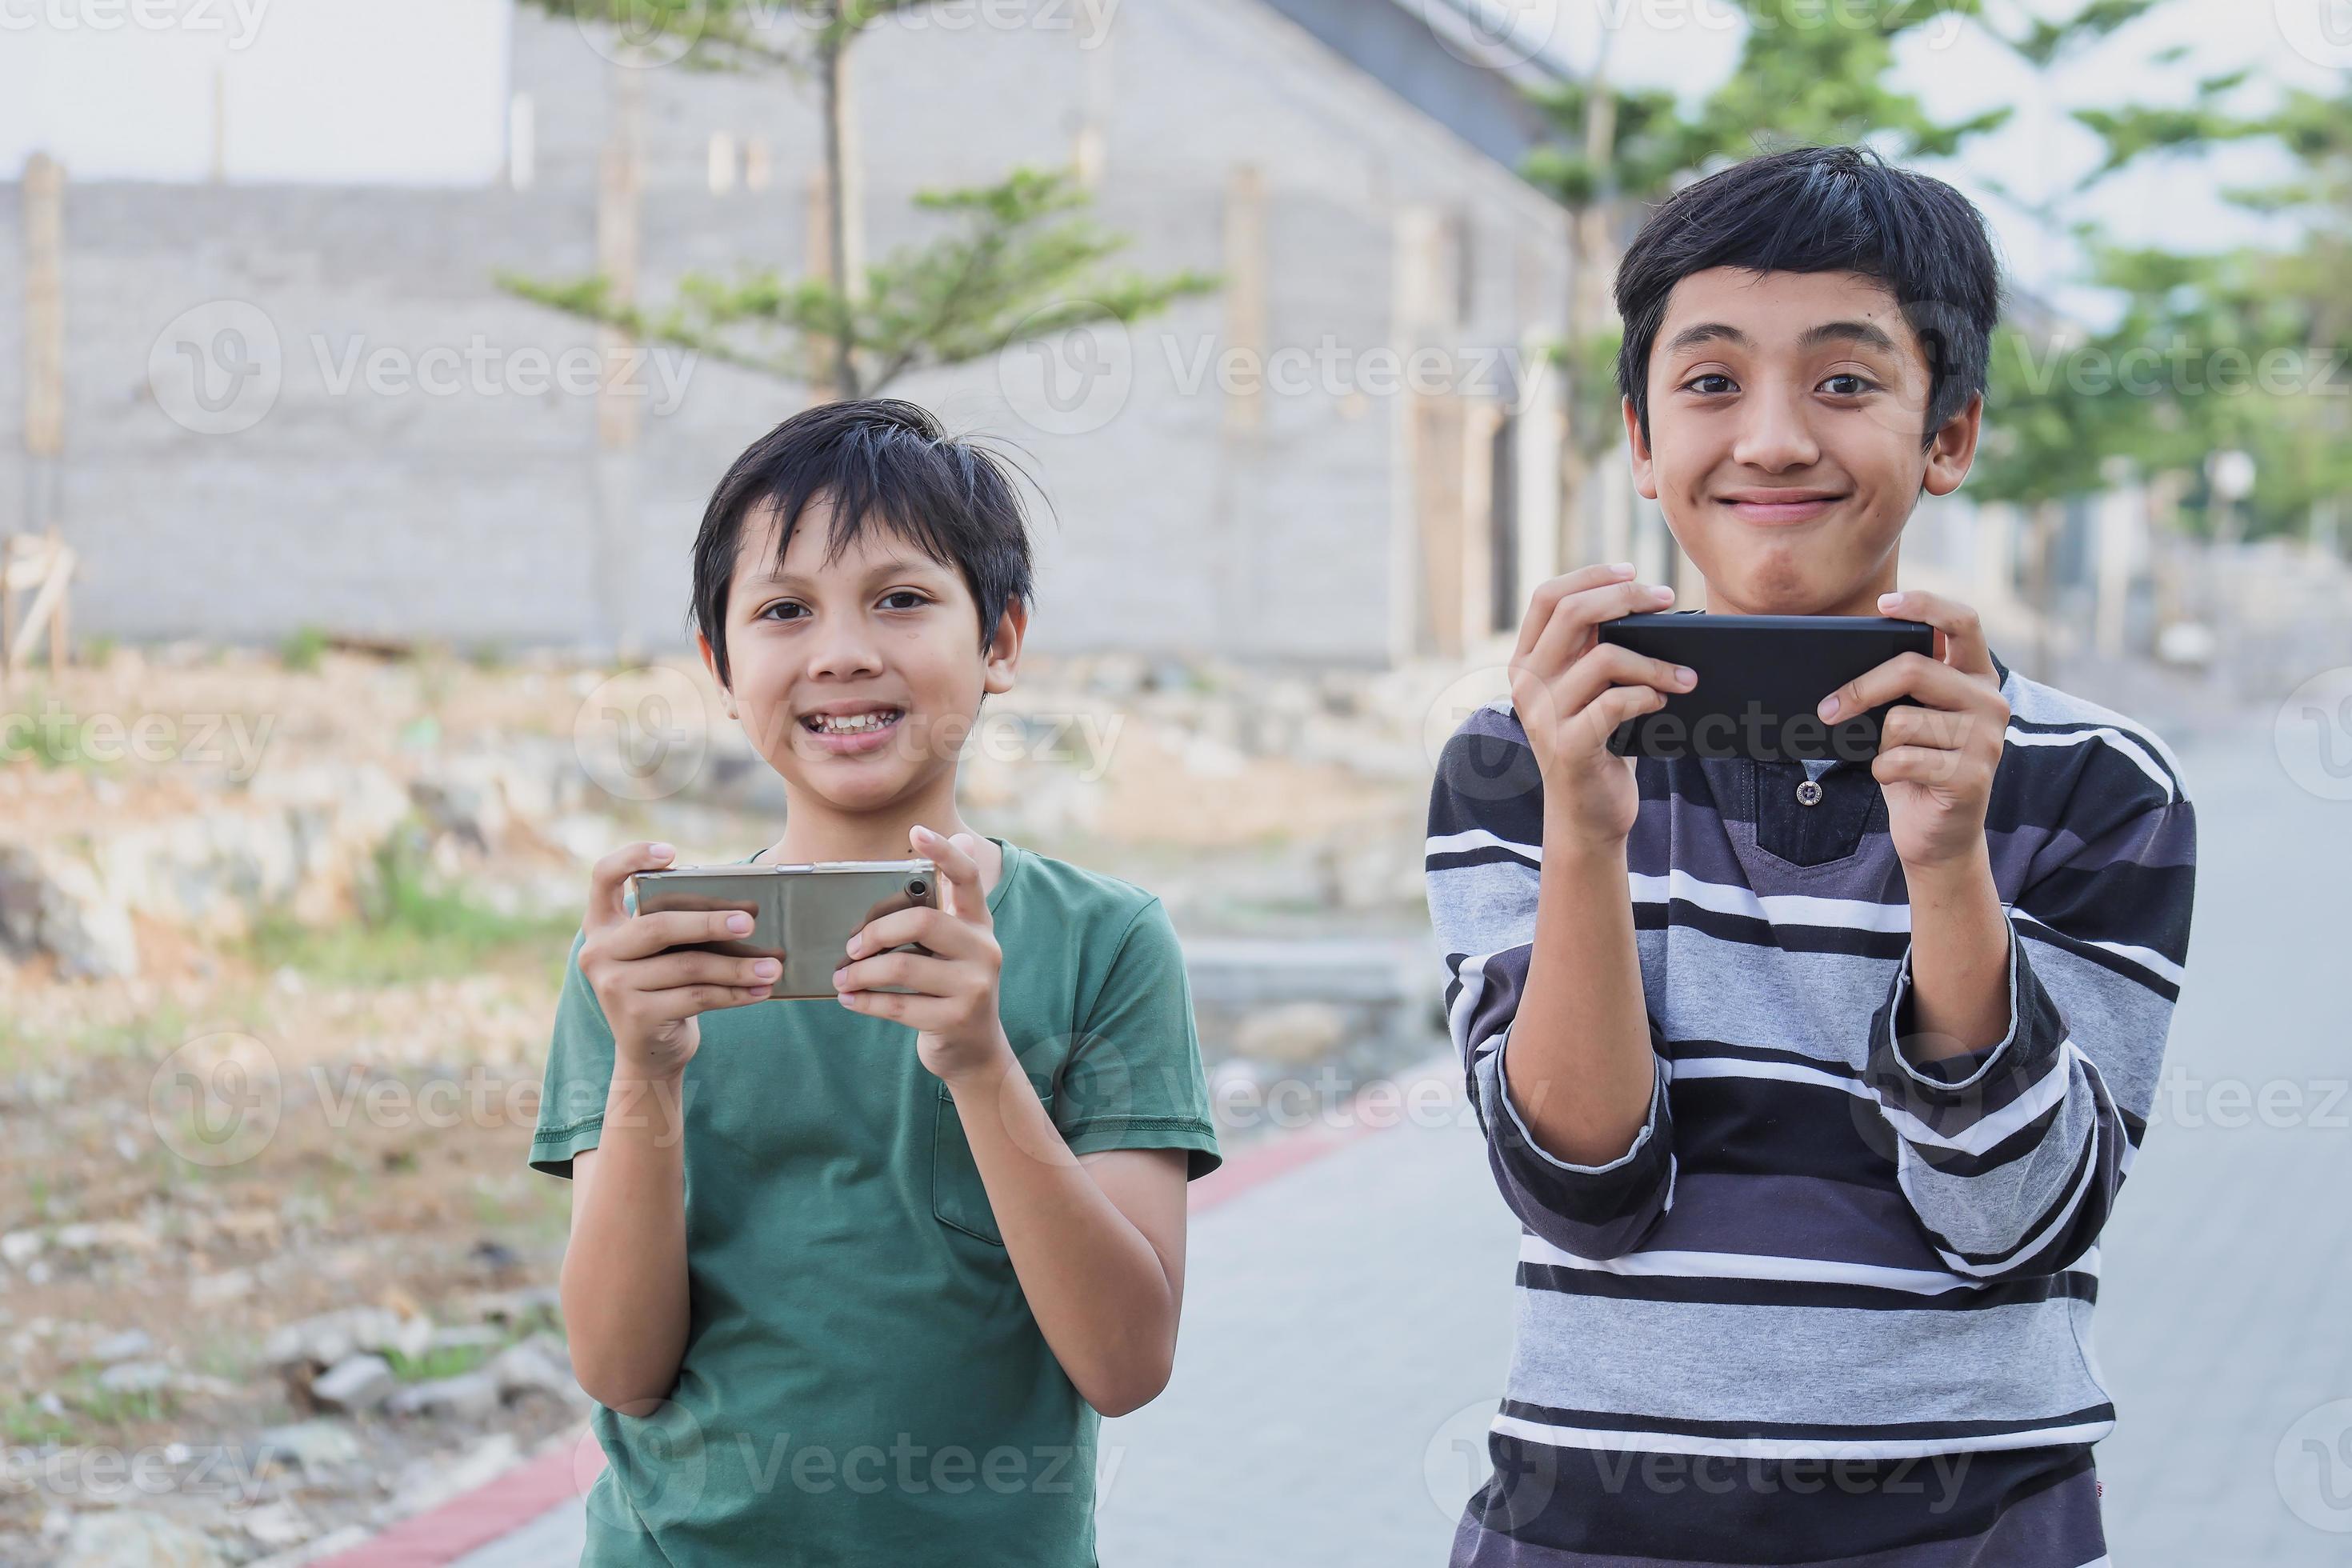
1424, 638, 2196, 1568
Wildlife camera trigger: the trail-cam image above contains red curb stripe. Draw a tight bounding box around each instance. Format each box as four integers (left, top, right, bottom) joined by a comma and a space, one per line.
1186, 1120, 1384, 1213
1188, 1058, 1447, 1213
314, 1436, 605, 1567
314, 1058, 1449, 1564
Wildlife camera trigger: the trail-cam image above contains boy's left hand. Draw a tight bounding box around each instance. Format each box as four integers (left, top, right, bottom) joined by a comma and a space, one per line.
832, 826, 1012, 1084
1819, 589, 2010, 873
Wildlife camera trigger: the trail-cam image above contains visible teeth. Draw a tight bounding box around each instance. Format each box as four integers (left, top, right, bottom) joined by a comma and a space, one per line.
810, 710, 897, 734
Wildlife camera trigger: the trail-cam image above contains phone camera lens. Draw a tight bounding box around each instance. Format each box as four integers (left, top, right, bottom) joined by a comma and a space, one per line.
907, 880, 928, 898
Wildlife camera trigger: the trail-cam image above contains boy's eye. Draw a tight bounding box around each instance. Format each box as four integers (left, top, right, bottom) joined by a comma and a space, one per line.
878, 590, 929, 611
1821, 373, 1877, 396
759, 601, 808, 622
1682, 373, 1735, 396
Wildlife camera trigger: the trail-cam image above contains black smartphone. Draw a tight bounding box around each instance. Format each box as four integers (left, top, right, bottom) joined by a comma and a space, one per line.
1596, 613, 1934, 762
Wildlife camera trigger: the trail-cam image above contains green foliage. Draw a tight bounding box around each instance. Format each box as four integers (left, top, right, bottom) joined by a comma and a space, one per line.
1990, 0, 2159, 71
1985, 54, 2352, 534
0, 684, 85, 768
1521, 0, 2013, 466
1526, 323, 1627, 458
1689, 0, 2008, 164
502, 165, 1217, 398
384, 1341, 497, 1383
1521, 82, 1710, 210
58, 1370, 172, 1427
243, 823, 580, 986
2, 1396, 78, 1446
527, 0, 933, 69
279, 624, 329, 674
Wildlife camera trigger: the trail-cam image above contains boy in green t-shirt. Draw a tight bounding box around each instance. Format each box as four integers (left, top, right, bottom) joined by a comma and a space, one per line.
530, 398, 1222, 1567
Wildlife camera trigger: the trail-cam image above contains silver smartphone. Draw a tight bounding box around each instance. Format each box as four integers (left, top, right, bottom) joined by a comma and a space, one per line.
629, 858, 940, 1001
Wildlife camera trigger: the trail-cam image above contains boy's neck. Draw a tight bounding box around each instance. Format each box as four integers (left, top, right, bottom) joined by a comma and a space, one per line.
759, 777, 994, 878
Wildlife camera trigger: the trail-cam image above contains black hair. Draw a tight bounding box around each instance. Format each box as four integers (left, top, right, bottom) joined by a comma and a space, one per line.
1613, 144, 2003, 450
689, 398, 1038, 690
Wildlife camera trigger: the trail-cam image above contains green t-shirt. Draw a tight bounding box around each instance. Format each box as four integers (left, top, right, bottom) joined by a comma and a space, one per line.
528, 836, 1222, 1567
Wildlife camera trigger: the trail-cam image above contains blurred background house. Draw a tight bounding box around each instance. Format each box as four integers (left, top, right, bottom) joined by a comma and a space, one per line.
2, 4, 2349, 1564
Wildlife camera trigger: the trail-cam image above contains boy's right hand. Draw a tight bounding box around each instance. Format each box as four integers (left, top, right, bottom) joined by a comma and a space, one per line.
1508, 562, 1696, 854
580, 842, 781, 1079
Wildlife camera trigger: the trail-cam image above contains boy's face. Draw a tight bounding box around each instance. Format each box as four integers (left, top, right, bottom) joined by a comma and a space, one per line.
1626, 266, 1979, 615
698, 494, 1022, 817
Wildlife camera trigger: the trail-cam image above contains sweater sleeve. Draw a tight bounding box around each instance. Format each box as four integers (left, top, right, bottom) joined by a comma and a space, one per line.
1862, 782, 2196, 1281
1425, 706, 1675, 1261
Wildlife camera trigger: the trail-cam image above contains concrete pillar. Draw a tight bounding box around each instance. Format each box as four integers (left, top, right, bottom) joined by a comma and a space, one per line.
22, 153, 63, 540
594, 65, 645, 663
2094, 483, 2143, 658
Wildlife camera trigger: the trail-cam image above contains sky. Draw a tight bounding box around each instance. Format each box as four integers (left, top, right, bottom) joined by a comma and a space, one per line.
1478, 0, 2346, 328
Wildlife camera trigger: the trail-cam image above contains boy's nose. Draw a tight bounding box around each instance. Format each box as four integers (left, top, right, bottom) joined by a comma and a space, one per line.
1730, 388, 1822, 473
803, 627, 885, 681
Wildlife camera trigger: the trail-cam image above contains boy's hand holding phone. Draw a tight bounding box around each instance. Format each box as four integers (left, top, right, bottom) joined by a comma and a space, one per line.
1507, 562, 1695, 854
580, 842, 782, 1080
1830, 588, 2010, 872
832, 825, 1012, 1085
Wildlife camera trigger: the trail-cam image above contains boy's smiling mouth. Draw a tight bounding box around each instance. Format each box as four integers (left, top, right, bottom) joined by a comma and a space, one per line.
1718, 487, 1846, 526
799, 702, 907, 754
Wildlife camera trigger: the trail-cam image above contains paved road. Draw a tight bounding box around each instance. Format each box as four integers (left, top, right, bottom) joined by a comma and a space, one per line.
2084, 721, 2352, 1564
450, 718, 2348, 1566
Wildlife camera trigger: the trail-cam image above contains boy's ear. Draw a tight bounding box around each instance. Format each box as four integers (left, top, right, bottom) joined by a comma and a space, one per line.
1622, 395, 1659, 502
982, 600, 1027, 697
695, 630, 736, 718
1921, 392, 1983, 498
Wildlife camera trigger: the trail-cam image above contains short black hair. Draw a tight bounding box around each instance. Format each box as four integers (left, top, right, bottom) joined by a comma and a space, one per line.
1613, 144, 2002, 450
689, 398, 1038, 690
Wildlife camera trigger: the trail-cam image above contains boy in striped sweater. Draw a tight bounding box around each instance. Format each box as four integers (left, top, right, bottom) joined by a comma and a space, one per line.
1425, 145, 2195, 1566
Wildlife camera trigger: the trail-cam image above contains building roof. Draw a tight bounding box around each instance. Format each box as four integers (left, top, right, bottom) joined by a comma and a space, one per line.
1254, 0, 1571, 178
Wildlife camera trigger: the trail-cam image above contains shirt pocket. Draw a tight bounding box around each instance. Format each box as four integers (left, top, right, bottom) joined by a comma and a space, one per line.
931, 1076, 1056, 1246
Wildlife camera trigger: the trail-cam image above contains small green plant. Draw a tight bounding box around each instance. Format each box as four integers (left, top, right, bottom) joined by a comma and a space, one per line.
61, 1370, 172, 1426
2, 1398, 76, 1445
0, 685, 85, 768
384, 1342, 496, 1383
243, 819, 579, 985
279, 626, 330, 674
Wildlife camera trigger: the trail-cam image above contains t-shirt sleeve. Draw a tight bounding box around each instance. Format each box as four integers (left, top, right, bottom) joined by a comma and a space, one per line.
1054, 896, 1223, 1179
529, 926, 618, 1180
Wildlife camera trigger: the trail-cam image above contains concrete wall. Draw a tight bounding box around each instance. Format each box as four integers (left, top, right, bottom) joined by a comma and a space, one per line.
1, 0, 1570, 665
